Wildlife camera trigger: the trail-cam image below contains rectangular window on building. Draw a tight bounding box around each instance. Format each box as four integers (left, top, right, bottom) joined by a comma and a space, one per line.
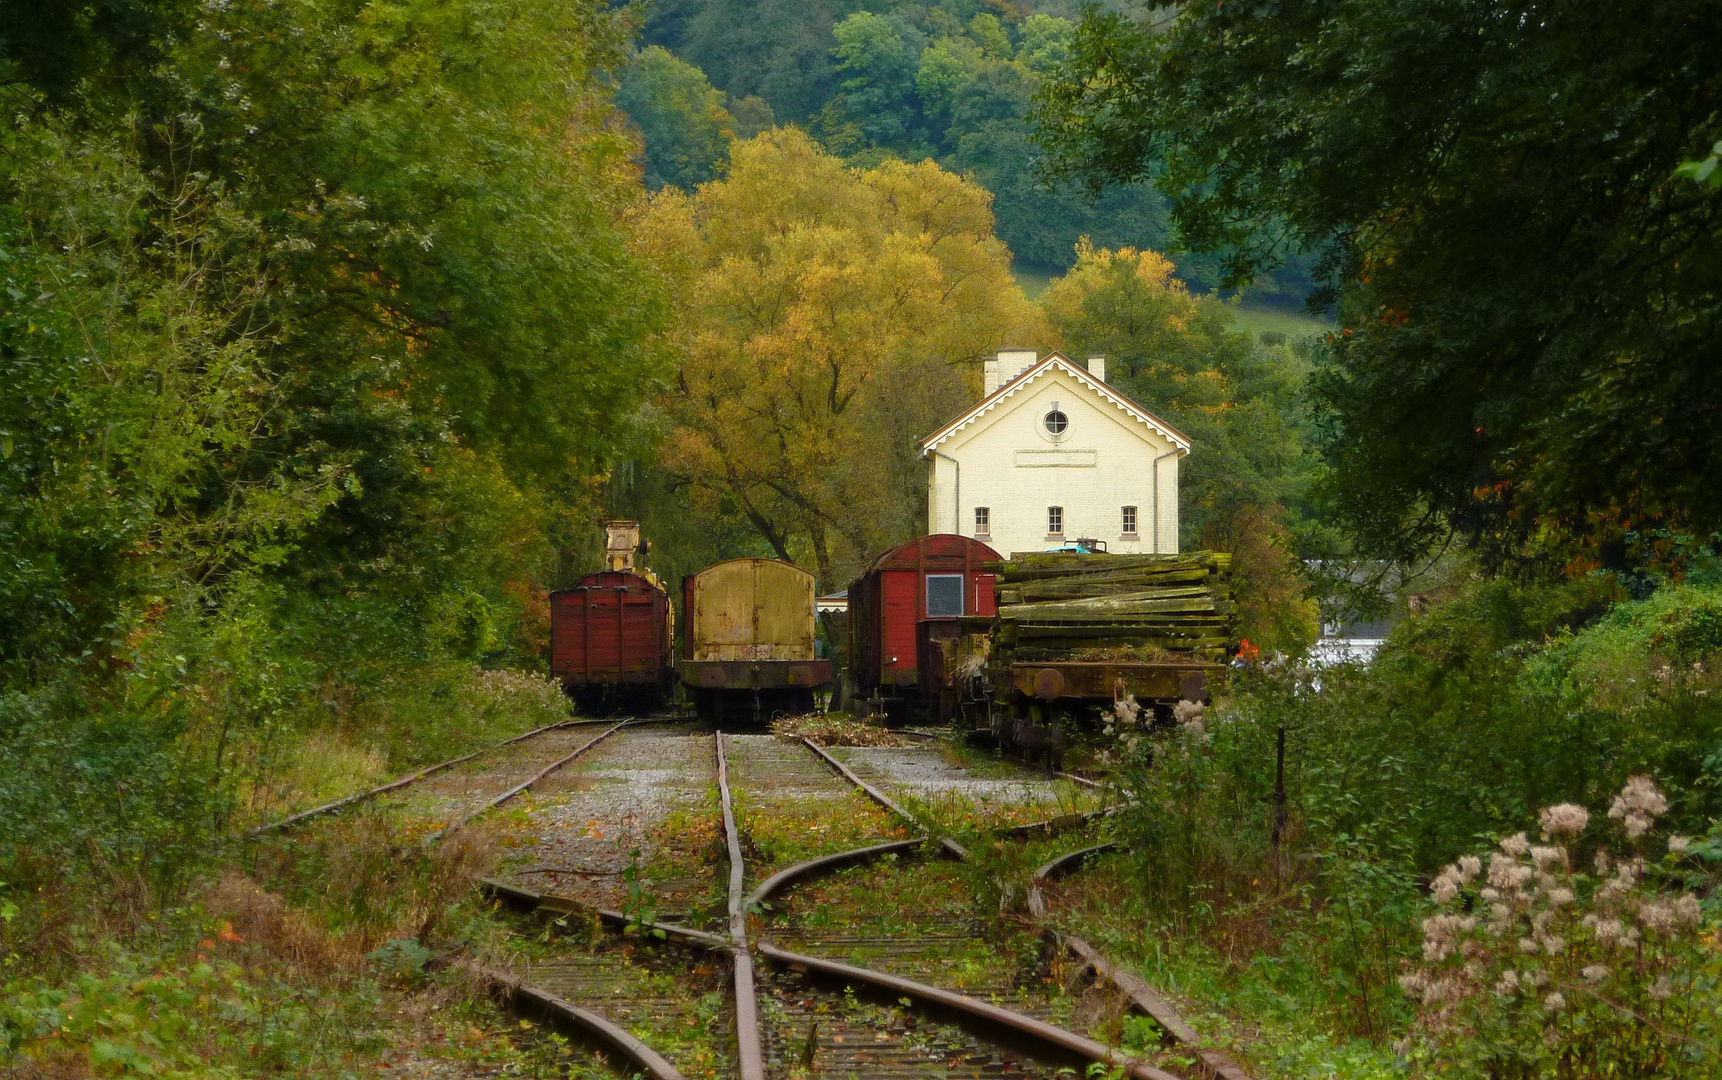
1048, 506, 1064, 536
1121, 505, 1138, 536
925, 574, 965, 618
974, 506, 990, 536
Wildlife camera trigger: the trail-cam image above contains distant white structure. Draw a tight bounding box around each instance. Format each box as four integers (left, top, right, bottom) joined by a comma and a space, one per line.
920, 350, 1190, 558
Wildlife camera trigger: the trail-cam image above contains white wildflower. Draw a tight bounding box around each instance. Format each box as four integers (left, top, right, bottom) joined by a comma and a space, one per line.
1487, 856, 1534, 892
1638, 895, 1702, 934
1422, 914, 1477, 962
1581, 965, 1609, 984
1398, 972, 1428, 998
1432, 864, 1466, 904
1494, 969, 1521, 996
1537, 934, 1566, 956
1530, 845, 1569, 873
1172, 699, 1205, 727
1480, 887, 1501, 901
1539, 803, 1590, 838
1543, 991, 1566, 1012
1458, 855, 1482, 881
1545, 886, 1575, 906
1500, 832, 1531, 858
1650, 976, 1674, 1001
1113, 694, 1141, 728
1609, 775, 1667, 839
1518, 937, 1540, 954
1669, 835, 1690, 855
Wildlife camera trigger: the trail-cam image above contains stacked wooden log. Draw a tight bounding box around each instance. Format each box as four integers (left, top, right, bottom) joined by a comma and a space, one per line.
988, 551, 1235, 661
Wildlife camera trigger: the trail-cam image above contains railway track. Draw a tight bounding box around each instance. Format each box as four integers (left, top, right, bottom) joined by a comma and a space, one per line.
252, 716, 633, 837
470, 723, 1205, 1080
268, 715, 1232, 1078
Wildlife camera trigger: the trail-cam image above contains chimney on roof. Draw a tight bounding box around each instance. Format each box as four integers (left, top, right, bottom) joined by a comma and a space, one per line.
983, 356, 1001, 395
998, 349, 1037, 383
1085, 355, 1106, 382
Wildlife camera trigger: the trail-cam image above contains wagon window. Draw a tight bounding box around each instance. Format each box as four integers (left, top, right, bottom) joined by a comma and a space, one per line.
925, 574, 965, 618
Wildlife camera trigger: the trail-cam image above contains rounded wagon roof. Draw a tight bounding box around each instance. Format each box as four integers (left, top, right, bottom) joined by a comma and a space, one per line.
689, 556, 815, 582
863, 533, 1002, 575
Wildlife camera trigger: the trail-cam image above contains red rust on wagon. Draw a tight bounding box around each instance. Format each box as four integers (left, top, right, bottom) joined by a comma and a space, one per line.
549, 571, 674, 711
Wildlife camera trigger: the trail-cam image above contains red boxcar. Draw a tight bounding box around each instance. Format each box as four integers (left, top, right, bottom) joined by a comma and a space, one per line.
847, 534, 1000, 723
550, 571, 673, 711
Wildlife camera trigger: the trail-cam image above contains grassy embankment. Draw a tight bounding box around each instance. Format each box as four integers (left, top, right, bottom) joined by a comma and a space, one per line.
1, 667, 585, 1078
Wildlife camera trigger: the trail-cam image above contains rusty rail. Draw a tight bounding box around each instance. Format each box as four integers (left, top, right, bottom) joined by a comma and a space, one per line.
756, 940, 1181, 1080
1028, 842, 1118, 918
744, 838, 924, 911
463, 961, 686, 1080
798, 737, 971, 860
796, 737, 1251, 1080
250, 718, 613, 835
426, 719, 630, 842
714, 732, 767, 1080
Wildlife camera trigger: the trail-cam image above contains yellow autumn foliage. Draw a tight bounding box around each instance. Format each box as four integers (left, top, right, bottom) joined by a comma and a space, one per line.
630, 127, 1047, 586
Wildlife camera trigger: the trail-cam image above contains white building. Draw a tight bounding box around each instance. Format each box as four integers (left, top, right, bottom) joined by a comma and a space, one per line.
919, 350, 1190, 558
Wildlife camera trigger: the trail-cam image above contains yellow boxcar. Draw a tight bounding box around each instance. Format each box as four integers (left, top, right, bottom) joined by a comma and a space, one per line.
679, 558, 832, 722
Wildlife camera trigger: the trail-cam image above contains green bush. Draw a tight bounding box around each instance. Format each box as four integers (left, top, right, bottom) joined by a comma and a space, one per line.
1400, 780, 1718, 1078
0, 947, 383, 1076
1101, 578, 1722, 1062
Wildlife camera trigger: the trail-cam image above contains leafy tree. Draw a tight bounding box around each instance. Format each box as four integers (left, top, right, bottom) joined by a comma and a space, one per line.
0, 0, 664, 897
643, 0, 857, 123
1043, 242, 1321, 651
617, 46, 737, 190
825, 13, 926, 151
0, 0, 196, 106
630, 127, 1046, 586
1035, 0, 1722, 569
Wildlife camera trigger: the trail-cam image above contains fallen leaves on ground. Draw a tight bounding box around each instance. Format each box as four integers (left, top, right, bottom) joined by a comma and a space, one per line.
769, 714, 917, 747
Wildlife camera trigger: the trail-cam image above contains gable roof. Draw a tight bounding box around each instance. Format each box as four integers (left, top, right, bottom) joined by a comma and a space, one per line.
920, 351, 1192, 455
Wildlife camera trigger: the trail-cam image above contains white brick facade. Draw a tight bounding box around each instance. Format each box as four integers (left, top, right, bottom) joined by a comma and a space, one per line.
921, 353, 1188, 558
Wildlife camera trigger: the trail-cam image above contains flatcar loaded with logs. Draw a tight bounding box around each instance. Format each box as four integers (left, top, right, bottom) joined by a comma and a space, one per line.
985, 550, 1232, 755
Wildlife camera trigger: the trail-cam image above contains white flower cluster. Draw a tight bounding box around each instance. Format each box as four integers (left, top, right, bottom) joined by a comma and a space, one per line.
1171, 698, 1207, 742
1401, 774, 1704, 1049
1609, 774, 1668, 839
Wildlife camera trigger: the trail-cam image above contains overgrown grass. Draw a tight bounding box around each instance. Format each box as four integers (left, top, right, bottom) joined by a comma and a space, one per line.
0, 662, 576, 1077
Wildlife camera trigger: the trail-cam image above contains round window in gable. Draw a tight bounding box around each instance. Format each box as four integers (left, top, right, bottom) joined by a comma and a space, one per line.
1043, 409, 1069, 436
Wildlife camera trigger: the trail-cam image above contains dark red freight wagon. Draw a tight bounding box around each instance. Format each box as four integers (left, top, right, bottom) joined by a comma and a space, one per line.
847, 534, 1000, 724
550, 571, 674, 712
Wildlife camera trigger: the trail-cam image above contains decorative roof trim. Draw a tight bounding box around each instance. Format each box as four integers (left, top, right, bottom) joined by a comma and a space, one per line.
920, 352, 1191, 455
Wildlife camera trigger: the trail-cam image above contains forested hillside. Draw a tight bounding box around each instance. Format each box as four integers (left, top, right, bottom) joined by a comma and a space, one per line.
617, 0, 1316, 297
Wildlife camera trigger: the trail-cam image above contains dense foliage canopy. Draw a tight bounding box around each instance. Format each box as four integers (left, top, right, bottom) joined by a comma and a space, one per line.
632, 128, 1044, 586
0, 0, 662, 896
630, 0, 1322, 289
1036, 0, 1722, 569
